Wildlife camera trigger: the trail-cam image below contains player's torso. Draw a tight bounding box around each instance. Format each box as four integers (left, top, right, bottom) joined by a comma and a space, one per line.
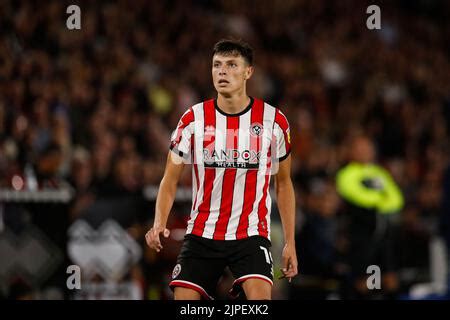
186, 98, 276, 240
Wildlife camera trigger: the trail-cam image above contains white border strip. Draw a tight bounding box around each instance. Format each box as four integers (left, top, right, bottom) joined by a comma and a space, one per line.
169, 280, 214, 300
233, 274, 273, 286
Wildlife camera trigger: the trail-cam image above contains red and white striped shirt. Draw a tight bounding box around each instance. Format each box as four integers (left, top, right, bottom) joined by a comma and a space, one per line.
170, 97, 291, 241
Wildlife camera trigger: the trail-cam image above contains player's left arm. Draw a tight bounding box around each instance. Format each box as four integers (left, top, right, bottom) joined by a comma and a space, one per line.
274, 154, 298, 282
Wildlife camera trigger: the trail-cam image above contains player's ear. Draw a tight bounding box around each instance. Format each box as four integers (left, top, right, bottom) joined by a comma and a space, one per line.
245, 65, 254, 80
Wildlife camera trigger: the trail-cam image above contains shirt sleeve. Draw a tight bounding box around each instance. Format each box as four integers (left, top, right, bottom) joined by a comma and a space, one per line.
273, 108, 291, 161
169, 108, 194, 159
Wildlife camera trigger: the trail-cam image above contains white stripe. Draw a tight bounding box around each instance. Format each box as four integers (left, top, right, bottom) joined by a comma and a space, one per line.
265, 176, 272, 241
170, 108, 192, 140
202, 110, 227, 238
247, 104, 276, 237
191, 165, 197, 214
274, 122, 287, 159
262, 105, 276, 239
233, 274, 273, 286
225, 111, 251, 240
173, 124, 193, 155
169, 280, 214, 300
186, 103, 204, 235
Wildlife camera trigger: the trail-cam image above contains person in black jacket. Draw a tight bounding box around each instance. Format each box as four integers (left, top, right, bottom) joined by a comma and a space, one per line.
336, 135, 404, 299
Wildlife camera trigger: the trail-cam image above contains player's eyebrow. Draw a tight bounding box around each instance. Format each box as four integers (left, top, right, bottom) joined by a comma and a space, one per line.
213, 56, 240, 64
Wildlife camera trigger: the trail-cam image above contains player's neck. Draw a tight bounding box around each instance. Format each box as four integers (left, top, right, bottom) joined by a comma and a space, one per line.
216, 92, 251, 115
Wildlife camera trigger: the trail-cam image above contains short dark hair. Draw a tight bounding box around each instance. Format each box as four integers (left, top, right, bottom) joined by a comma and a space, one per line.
213, 39, 254, 65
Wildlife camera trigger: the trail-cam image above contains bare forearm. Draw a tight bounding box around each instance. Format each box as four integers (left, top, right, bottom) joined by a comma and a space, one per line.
153, 176, 178, 228
276, 179, 296, 244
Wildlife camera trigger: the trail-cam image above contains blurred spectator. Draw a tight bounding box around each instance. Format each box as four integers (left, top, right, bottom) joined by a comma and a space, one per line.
291, 177, 346, 299
393, 204, 431, 292
4, 142, 65, 191
6, 278, 34, 300
0, 0, 449, 299
441, 164, 450, 292
336, 135, 404, 299
33, 143, 64, 188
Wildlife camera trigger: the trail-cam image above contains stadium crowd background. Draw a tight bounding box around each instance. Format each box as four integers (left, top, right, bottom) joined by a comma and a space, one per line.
0, 0, 449, 299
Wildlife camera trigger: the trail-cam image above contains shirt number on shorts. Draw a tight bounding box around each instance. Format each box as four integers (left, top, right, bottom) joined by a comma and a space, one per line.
259, 246, 273, 265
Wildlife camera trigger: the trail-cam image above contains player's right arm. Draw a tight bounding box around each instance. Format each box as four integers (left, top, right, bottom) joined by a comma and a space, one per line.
145, 151, 185, 252
146, 107, 194, 252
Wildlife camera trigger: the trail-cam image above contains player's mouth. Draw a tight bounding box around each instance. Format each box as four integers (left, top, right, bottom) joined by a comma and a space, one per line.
218, 79, 229, 85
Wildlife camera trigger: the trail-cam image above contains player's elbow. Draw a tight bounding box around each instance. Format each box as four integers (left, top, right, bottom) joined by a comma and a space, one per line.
275, 176, 293, 195
159, 174, 179, 197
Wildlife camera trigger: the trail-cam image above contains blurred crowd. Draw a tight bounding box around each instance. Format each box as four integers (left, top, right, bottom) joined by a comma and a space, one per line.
0, 0, 449, 299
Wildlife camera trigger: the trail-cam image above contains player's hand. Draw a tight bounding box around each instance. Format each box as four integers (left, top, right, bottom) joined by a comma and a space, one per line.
280, 243, 298, 283
145, 226, 170, 252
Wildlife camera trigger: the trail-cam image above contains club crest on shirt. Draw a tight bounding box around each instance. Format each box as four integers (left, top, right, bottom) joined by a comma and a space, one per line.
172, 264, 181, 279
204, 125, 215, 142
250, 123, 263, 137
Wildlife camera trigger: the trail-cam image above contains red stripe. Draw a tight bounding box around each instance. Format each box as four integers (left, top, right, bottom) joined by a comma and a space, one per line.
213, 116, 239, 240
171, 108, 194, 147
275, 109, 291, 154
257, 145, 271, 238
191, 100, 216, 237
236, 99, 264, 239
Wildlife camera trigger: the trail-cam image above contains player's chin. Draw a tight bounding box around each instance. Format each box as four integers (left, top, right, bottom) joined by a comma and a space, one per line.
215, 86, 233, 95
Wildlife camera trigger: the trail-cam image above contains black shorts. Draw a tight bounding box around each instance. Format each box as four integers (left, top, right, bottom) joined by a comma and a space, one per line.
169, 234, 274, 300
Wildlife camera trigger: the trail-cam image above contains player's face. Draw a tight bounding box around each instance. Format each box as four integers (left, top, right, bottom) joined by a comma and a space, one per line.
212, 54, 253, 96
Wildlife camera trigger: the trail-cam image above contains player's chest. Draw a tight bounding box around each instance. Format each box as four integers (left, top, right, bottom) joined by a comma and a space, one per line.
194, 116, 275, 151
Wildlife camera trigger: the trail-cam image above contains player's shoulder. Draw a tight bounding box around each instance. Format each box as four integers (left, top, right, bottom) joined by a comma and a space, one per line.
260, 99, 276, 112
186, 99, 214, 114
258, 99, 288, 117
180, 102, 200, 114
193, 100, 207, 111
260, 100, 289, 127
178, 101, 204, 120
